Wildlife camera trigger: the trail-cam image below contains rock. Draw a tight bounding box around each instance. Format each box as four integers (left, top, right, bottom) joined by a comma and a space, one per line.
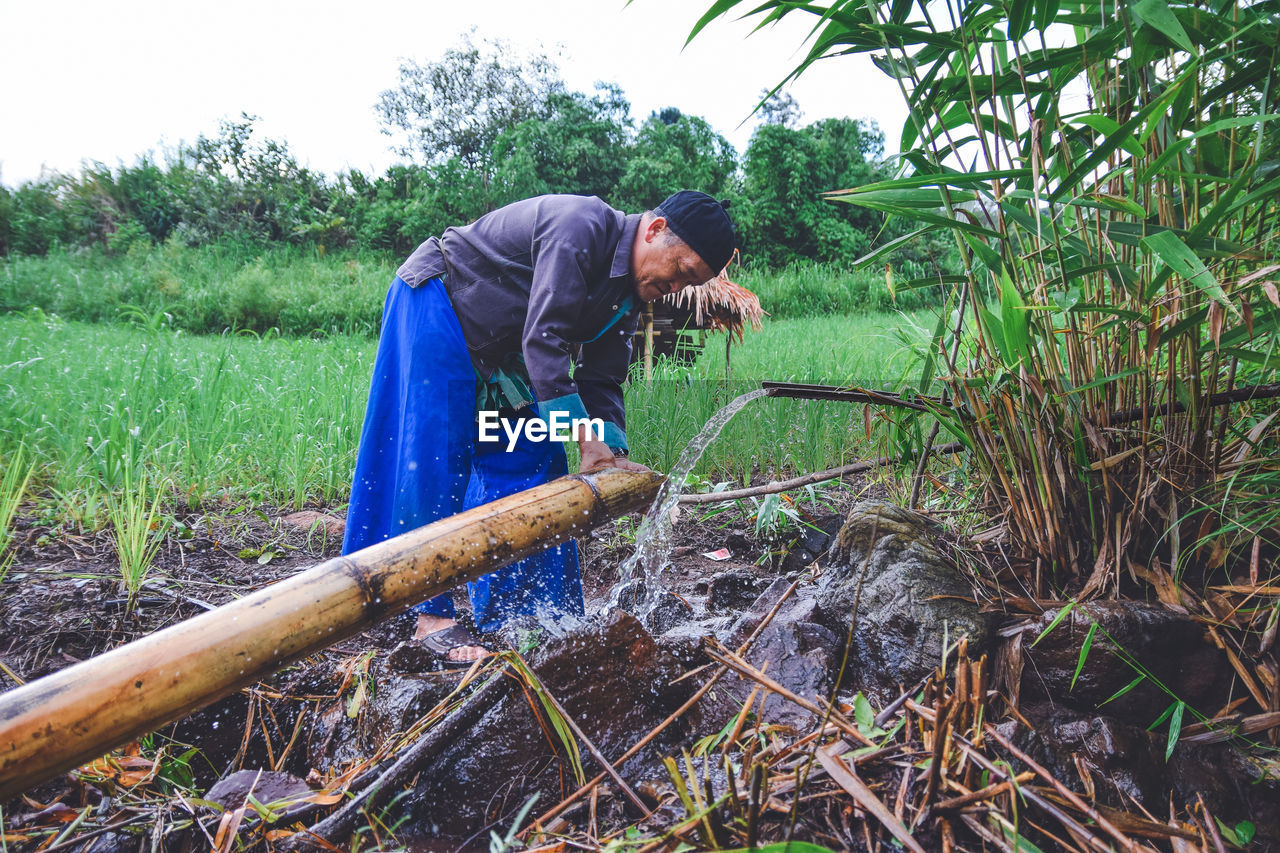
781, 516, 842, 572
1006, 709, 1164, 807
735, 618, 841, 728
1007, 600, 1229, 721
816, 499, 992, 700
722, 577, 793, 648
643, 591, 694, 635
205, 769, 313, 816
726, 529, 753, 554
362, 670, 459, 739
656, 620, 720, 668
1004, 706, 1280, 844
280, 511, 345, 538
706, 569, 769, 612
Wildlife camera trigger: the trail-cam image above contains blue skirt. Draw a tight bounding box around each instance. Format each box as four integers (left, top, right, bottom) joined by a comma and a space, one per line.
342, 277, 582, 632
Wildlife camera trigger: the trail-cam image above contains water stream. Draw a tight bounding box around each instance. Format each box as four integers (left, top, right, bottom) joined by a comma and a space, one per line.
604, 388, 770, 617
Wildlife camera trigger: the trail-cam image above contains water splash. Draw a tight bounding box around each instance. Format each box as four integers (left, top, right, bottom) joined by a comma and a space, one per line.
606, 388, 769, 616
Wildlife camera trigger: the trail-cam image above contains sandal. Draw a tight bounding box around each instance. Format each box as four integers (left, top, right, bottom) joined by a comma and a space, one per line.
389, 625, 492, 672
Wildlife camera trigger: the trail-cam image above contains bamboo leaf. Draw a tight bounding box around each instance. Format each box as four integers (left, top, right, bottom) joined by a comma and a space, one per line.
1101, 673, 1147, 705
1032, 600, 1076, 646
1072, 114, 1144, 157
1000, 271, 1032, 365
1006, 0, 1035, 41
1071, 622, 1097, 690
1130, 0, 1196, 53
1034, 0, 1062, 32
1139, 230, 1230, 306
1165, 700, 1186, 760
851, 226, 938, 269
1069, 193, 1146, 217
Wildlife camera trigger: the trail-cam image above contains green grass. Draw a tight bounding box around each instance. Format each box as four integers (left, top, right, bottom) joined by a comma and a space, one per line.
2, 243, 938, 338
108, 469, 168, 609
0, 445, 34, 580
1, 242, 394, 338
0, 309, 369, 521
0, 307, 927, 525
737, 263, 945, 318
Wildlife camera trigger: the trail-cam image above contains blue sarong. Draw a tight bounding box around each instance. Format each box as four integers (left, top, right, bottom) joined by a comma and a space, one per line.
342, 276, 582, 632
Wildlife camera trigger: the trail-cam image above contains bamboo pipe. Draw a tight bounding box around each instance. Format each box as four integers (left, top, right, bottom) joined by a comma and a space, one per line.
0, 467, 663, 801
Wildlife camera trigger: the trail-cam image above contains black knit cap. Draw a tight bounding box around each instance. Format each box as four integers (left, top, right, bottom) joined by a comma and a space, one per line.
657, 190, 735, 274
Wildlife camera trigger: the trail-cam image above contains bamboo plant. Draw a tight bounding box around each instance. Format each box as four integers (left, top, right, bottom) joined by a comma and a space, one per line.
690, 0, 1280, 597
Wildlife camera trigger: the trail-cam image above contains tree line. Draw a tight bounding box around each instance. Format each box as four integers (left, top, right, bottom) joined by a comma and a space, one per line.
0, 34, 953, 274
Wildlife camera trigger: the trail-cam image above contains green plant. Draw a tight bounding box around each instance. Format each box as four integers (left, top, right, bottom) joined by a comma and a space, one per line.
690, 0, 1280, 601
107, 470, 169, 610
489, 793, 539, 853
0, 445, 34, 583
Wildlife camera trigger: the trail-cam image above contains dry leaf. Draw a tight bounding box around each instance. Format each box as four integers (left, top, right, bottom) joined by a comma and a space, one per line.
1263, 279, 1280, 309
1208, 300, 1225, 349
1240, 264, 1280, 286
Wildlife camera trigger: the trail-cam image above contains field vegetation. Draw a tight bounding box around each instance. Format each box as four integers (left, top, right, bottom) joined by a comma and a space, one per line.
0, 241, 921, 338
0, 306, 923, 535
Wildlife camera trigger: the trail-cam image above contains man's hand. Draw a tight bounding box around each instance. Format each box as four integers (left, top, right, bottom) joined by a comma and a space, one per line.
576, 436, 650, 473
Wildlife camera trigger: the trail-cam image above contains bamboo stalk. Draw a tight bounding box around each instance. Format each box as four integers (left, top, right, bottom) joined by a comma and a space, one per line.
0, 468, 663, 801
644, 303, 654, 384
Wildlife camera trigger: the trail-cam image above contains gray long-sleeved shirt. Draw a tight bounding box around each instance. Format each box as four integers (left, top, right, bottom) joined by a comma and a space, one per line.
395, 194, 642, 447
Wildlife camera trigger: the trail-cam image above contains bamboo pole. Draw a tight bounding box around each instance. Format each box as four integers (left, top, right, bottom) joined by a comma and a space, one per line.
644, 303, 655, 384
0, 468, 663, 801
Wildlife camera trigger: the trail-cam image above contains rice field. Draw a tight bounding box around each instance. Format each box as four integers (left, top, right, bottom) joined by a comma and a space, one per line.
0, 306, 930, 526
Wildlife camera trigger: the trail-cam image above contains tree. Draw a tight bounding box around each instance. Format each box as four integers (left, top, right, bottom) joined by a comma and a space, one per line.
757, 89, 802, 128
740, 117, 883, 266
490, 84, 633, 204
375, 32, 563, 172
613, 108, 739, 212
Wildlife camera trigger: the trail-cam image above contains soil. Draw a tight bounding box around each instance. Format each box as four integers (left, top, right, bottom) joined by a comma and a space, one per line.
10, 475, 1269, 851
0, 477, 868, 846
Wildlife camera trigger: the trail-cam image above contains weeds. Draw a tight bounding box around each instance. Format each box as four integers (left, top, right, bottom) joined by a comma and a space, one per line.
0, 446, 34, 582
107, 470, 169, 610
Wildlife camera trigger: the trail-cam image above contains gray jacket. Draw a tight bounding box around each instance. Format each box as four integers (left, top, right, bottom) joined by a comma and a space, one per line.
396, 194, 641, 444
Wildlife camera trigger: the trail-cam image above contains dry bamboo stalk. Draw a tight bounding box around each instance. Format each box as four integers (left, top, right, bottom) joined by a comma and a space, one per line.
933, 771, 1034, 811
815, 742, 928, 853
702, 643, 875, 747
0, 468, 663, 801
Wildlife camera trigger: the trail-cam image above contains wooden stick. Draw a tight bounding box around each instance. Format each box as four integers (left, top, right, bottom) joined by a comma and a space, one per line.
0, 468, 663, 801
981, 727, 1140, 853
703, 643, 876, 747
933, 772, 1034, 811
815, 742, 928, 853
679, 444, 965, 505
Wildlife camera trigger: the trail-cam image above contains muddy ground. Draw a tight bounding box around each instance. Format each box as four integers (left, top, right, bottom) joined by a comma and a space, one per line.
0, 483, 856, 683
4, 476, 1278, 852
0, 479, 861, 849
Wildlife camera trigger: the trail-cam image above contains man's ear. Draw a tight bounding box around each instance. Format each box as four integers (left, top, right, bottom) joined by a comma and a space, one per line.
644, 216, 669, 243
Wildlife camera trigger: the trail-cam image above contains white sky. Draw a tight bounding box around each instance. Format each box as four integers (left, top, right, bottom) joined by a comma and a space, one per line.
0, 0, 907, 189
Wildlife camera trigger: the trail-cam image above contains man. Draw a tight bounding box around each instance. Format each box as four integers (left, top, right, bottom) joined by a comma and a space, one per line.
342, 191, 735, 665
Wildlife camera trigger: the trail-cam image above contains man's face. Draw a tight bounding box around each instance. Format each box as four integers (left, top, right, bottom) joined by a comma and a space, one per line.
630, 217, 717, 303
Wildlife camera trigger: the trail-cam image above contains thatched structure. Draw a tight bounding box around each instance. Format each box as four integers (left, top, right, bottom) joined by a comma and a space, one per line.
634, 264, 766, 367
664, 266, 766, 343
